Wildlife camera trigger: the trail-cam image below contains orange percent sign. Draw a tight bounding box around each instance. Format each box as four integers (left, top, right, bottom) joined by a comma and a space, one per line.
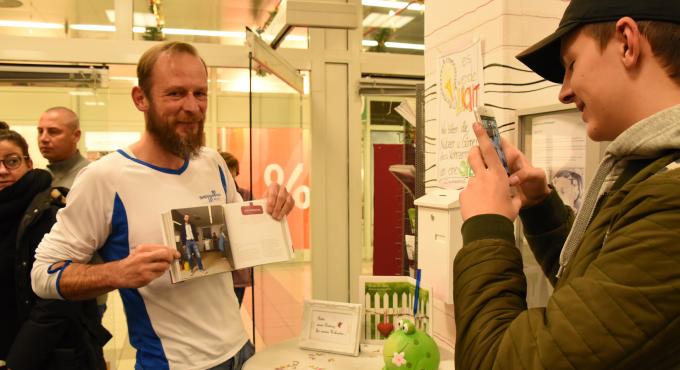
263, 163, 310, 210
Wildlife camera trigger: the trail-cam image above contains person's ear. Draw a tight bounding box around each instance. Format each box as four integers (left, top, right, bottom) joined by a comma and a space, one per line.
132, 86, 150, 112
616, 17, 642, 70
73, 128, 82, 142
26, 157, 33, 170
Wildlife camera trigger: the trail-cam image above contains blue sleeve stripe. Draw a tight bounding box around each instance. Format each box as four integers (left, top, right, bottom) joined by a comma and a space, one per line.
48, 260, 72, 300
98, 193, 131, 263
218, 166, 227, 195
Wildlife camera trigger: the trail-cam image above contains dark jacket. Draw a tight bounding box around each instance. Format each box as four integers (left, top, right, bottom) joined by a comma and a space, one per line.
1, 170, 110, 370
179, 220, 198, 244
454, 153, 680, 370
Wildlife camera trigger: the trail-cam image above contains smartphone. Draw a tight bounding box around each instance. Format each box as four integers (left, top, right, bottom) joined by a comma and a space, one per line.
473, 106, 510, 175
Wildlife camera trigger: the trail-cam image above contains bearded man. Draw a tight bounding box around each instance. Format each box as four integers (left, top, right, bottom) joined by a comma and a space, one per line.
31, 42, 295, 370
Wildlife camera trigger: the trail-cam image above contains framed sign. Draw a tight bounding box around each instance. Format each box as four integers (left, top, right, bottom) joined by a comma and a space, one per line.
299, 299, 363, 356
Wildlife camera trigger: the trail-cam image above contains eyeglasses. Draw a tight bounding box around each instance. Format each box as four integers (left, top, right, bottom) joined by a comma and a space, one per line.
0, 154, 29, 170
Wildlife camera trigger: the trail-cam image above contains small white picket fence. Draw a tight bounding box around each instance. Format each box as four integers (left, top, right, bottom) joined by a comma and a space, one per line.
363, 290, 430, 343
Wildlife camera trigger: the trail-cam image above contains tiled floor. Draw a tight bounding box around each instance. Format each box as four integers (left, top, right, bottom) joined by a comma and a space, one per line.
102, 261, 311, 370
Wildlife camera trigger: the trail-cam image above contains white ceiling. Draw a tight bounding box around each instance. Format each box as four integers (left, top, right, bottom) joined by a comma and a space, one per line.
0, 0, 424, 53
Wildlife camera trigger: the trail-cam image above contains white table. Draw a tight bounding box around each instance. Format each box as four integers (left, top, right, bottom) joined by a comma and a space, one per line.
243, 339, 455, 370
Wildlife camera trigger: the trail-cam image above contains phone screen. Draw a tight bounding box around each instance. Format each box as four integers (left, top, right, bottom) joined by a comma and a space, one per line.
478, 114, 510, 175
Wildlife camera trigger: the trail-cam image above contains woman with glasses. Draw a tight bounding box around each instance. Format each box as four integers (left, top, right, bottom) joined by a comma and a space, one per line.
0, 129, 109, 370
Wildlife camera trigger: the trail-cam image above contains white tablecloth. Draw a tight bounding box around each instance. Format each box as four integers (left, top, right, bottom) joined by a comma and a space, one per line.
243, 339, 455, 370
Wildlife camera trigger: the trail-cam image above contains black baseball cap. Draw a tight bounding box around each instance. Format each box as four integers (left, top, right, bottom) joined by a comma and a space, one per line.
516, 0, 680, 83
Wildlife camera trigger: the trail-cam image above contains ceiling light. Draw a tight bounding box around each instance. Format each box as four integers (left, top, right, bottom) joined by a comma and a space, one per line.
363, 13, 414, 28
362, 39, 424, 50
385, 41, 424, 50
361, 0, 424, 11
0, 20, 62, 29
0, 18, 304, 43
70, 24, 116, 32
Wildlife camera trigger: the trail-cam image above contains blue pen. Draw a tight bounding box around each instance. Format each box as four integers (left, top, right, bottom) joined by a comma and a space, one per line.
413, 269, 421, 317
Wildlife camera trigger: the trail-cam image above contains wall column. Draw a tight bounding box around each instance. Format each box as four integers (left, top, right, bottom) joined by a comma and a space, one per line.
309, 0, 363, 302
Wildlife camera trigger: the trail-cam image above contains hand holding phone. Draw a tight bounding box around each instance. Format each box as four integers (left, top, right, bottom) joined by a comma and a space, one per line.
473, 106, 510, 175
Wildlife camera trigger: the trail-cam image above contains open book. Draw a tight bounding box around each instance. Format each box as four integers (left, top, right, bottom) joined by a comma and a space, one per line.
161, 199, 294, 283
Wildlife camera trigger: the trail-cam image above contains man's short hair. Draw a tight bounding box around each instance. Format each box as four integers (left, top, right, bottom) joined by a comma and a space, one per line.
44, 106, 80, 131
583, 21, 680, 86
137, 42, 207, 98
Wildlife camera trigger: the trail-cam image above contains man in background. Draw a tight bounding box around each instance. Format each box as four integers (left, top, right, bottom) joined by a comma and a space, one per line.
37, 106, 110, 317
37, 107, 89, 188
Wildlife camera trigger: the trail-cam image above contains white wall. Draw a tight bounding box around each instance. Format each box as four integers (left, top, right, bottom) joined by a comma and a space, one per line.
424, 0, 568, 189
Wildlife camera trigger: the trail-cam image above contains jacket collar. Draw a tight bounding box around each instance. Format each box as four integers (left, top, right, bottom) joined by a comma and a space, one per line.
46, 150, 87, 173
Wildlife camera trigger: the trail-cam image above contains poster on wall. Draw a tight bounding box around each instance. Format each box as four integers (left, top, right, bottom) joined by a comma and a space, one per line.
531, 113, 586, 212
436, 39, 484, 189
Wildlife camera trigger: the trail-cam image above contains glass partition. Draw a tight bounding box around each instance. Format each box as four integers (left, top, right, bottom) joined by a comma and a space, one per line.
217, 57, 311, 349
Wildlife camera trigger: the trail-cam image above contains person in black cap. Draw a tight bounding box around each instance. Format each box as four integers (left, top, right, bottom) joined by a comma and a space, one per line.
455, 0, 680, 369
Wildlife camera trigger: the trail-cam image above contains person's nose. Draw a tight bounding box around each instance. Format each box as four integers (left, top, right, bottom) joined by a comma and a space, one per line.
0, 161, 9, 175
558, 73, 574, 104
39, 130, 49, 143
182, 95, 201, 114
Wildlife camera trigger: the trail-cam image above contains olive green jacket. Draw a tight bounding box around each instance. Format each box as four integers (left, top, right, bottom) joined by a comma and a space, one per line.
454, 104, 680, 370
454, 152, 680, 370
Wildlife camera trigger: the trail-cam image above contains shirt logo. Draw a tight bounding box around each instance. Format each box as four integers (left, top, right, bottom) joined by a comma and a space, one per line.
199, 190, 222, 203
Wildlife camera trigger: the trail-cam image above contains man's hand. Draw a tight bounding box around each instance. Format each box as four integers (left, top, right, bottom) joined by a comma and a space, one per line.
501, 137, 551, 208
460, 123, 523, 222
111, 245, 179, 288
264, 182, 295, 220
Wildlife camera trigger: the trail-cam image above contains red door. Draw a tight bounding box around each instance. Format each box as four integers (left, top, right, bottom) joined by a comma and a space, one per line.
373, 144, 404, 275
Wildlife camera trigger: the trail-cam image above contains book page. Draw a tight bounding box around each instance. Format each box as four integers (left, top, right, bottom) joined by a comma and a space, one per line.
224, 199, 294, 269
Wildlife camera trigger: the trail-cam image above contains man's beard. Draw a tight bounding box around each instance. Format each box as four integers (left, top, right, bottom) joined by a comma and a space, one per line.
146, 104, 204, 159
